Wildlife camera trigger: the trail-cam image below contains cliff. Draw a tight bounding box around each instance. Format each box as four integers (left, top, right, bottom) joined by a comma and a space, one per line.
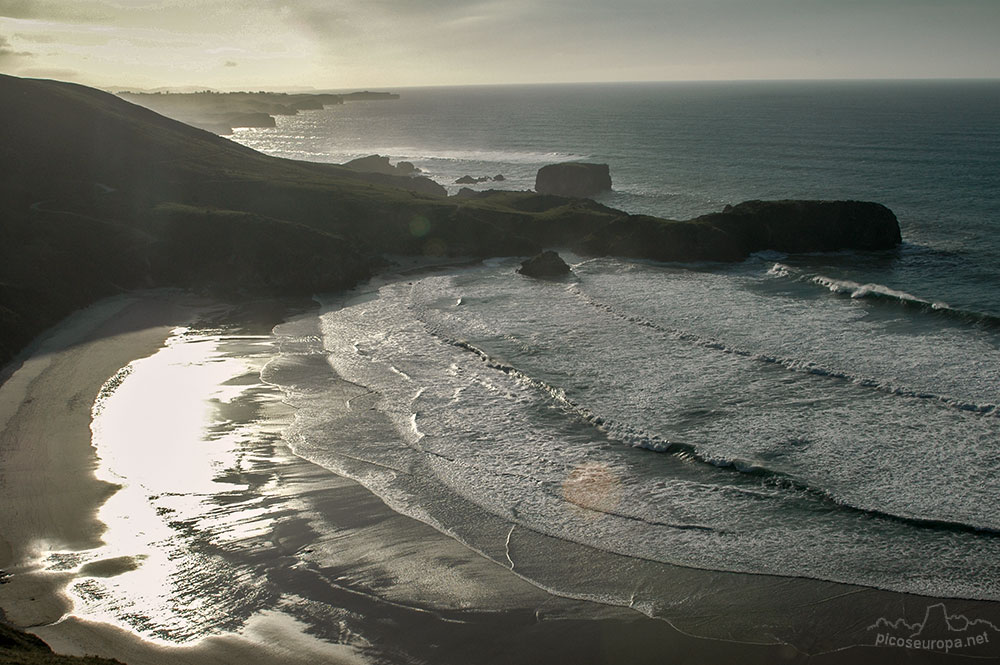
0, 74, 902, 369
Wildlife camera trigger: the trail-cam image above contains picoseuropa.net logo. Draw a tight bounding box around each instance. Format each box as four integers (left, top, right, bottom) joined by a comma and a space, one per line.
868, 603, 1000, 655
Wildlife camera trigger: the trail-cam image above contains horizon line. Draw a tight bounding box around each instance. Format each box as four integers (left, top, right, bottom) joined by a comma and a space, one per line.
99, 75, 1000, 95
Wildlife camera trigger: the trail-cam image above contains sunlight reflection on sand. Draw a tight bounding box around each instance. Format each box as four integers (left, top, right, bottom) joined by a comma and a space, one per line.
54, 327, 284, 643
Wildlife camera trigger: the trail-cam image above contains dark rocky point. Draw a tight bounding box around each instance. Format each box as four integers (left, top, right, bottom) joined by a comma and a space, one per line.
535, 162, 612, 197
455, 175, 491, 184
518, 250, 572, 278
343, 154, 407, 175
579, 200, 901, 263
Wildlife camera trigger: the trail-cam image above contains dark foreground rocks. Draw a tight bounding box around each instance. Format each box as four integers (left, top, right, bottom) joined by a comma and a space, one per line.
535, 162, 612, 197
518, 251, 572, 278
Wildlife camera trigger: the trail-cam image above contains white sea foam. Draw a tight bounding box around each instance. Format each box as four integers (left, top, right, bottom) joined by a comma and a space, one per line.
268, 260, 1000, 602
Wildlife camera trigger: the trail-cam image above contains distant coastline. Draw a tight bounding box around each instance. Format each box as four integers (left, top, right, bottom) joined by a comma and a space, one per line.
117, 89, 399, 135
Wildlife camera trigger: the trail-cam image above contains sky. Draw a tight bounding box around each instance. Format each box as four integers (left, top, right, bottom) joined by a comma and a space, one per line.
0, 0, 998, 90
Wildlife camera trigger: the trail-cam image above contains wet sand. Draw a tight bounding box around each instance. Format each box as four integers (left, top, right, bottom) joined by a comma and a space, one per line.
0, 292, 360, 664
2, 290, 999, 664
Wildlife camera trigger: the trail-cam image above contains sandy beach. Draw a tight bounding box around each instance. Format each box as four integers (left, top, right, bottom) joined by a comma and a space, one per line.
0, 292, 362, 664
2, 289, 1000, 665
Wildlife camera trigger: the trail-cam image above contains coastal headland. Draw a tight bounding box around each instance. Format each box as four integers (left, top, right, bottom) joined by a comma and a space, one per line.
0, 73, 901, 371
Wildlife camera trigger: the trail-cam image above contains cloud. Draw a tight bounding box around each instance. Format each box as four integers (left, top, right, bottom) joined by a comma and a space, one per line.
14, 33, 58, 43
2, 0, 998, 88
0, 0, 34, 18
0, 0, 110, 22
0, 34, 32, 60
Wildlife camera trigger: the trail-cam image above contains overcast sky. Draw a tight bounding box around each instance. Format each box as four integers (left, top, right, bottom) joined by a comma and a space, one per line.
1, 0, 998, 90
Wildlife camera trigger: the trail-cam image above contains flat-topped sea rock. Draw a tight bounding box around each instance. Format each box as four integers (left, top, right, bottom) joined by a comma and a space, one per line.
535, 162, 612, 197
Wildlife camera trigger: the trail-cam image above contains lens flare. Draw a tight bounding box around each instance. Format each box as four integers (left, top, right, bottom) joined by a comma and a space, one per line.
561, 462, 622, 519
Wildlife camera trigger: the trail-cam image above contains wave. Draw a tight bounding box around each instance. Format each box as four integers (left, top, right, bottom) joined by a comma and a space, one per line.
438, 334, 1000, 538
571, 284, 999, 417
769, 262, 1000, 329
649, 440, 1000, 537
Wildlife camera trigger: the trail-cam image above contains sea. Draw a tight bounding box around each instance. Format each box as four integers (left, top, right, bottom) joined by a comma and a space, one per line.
81, 81, 1000, 646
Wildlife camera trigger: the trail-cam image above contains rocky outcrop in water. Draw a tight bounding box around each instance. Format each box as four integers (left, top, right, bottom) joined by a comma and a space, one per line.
455, 174, 505, 184
518, 251, 572, 278
535, 162, 612, 197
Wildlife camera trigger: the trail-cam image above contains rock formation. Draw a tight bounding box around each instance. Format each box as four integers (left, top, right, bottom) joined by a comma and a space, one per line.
699, 200, 903, 253
343, 154, 411, 175
518, 251, 572, 278
535, 162, 612, 197
579, 200, 901, 262
455, 175, 501, 184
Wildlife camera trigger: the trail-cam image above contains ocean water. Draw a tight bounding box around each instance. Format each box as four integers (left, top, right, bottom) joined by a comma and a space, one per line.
231, 81, 1000, 606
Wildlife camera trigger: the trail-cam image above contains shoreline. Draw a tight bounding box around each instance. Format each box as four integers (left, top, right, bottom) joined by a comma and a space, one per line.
2, 288, 999, 664
0, 291, 362, 664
